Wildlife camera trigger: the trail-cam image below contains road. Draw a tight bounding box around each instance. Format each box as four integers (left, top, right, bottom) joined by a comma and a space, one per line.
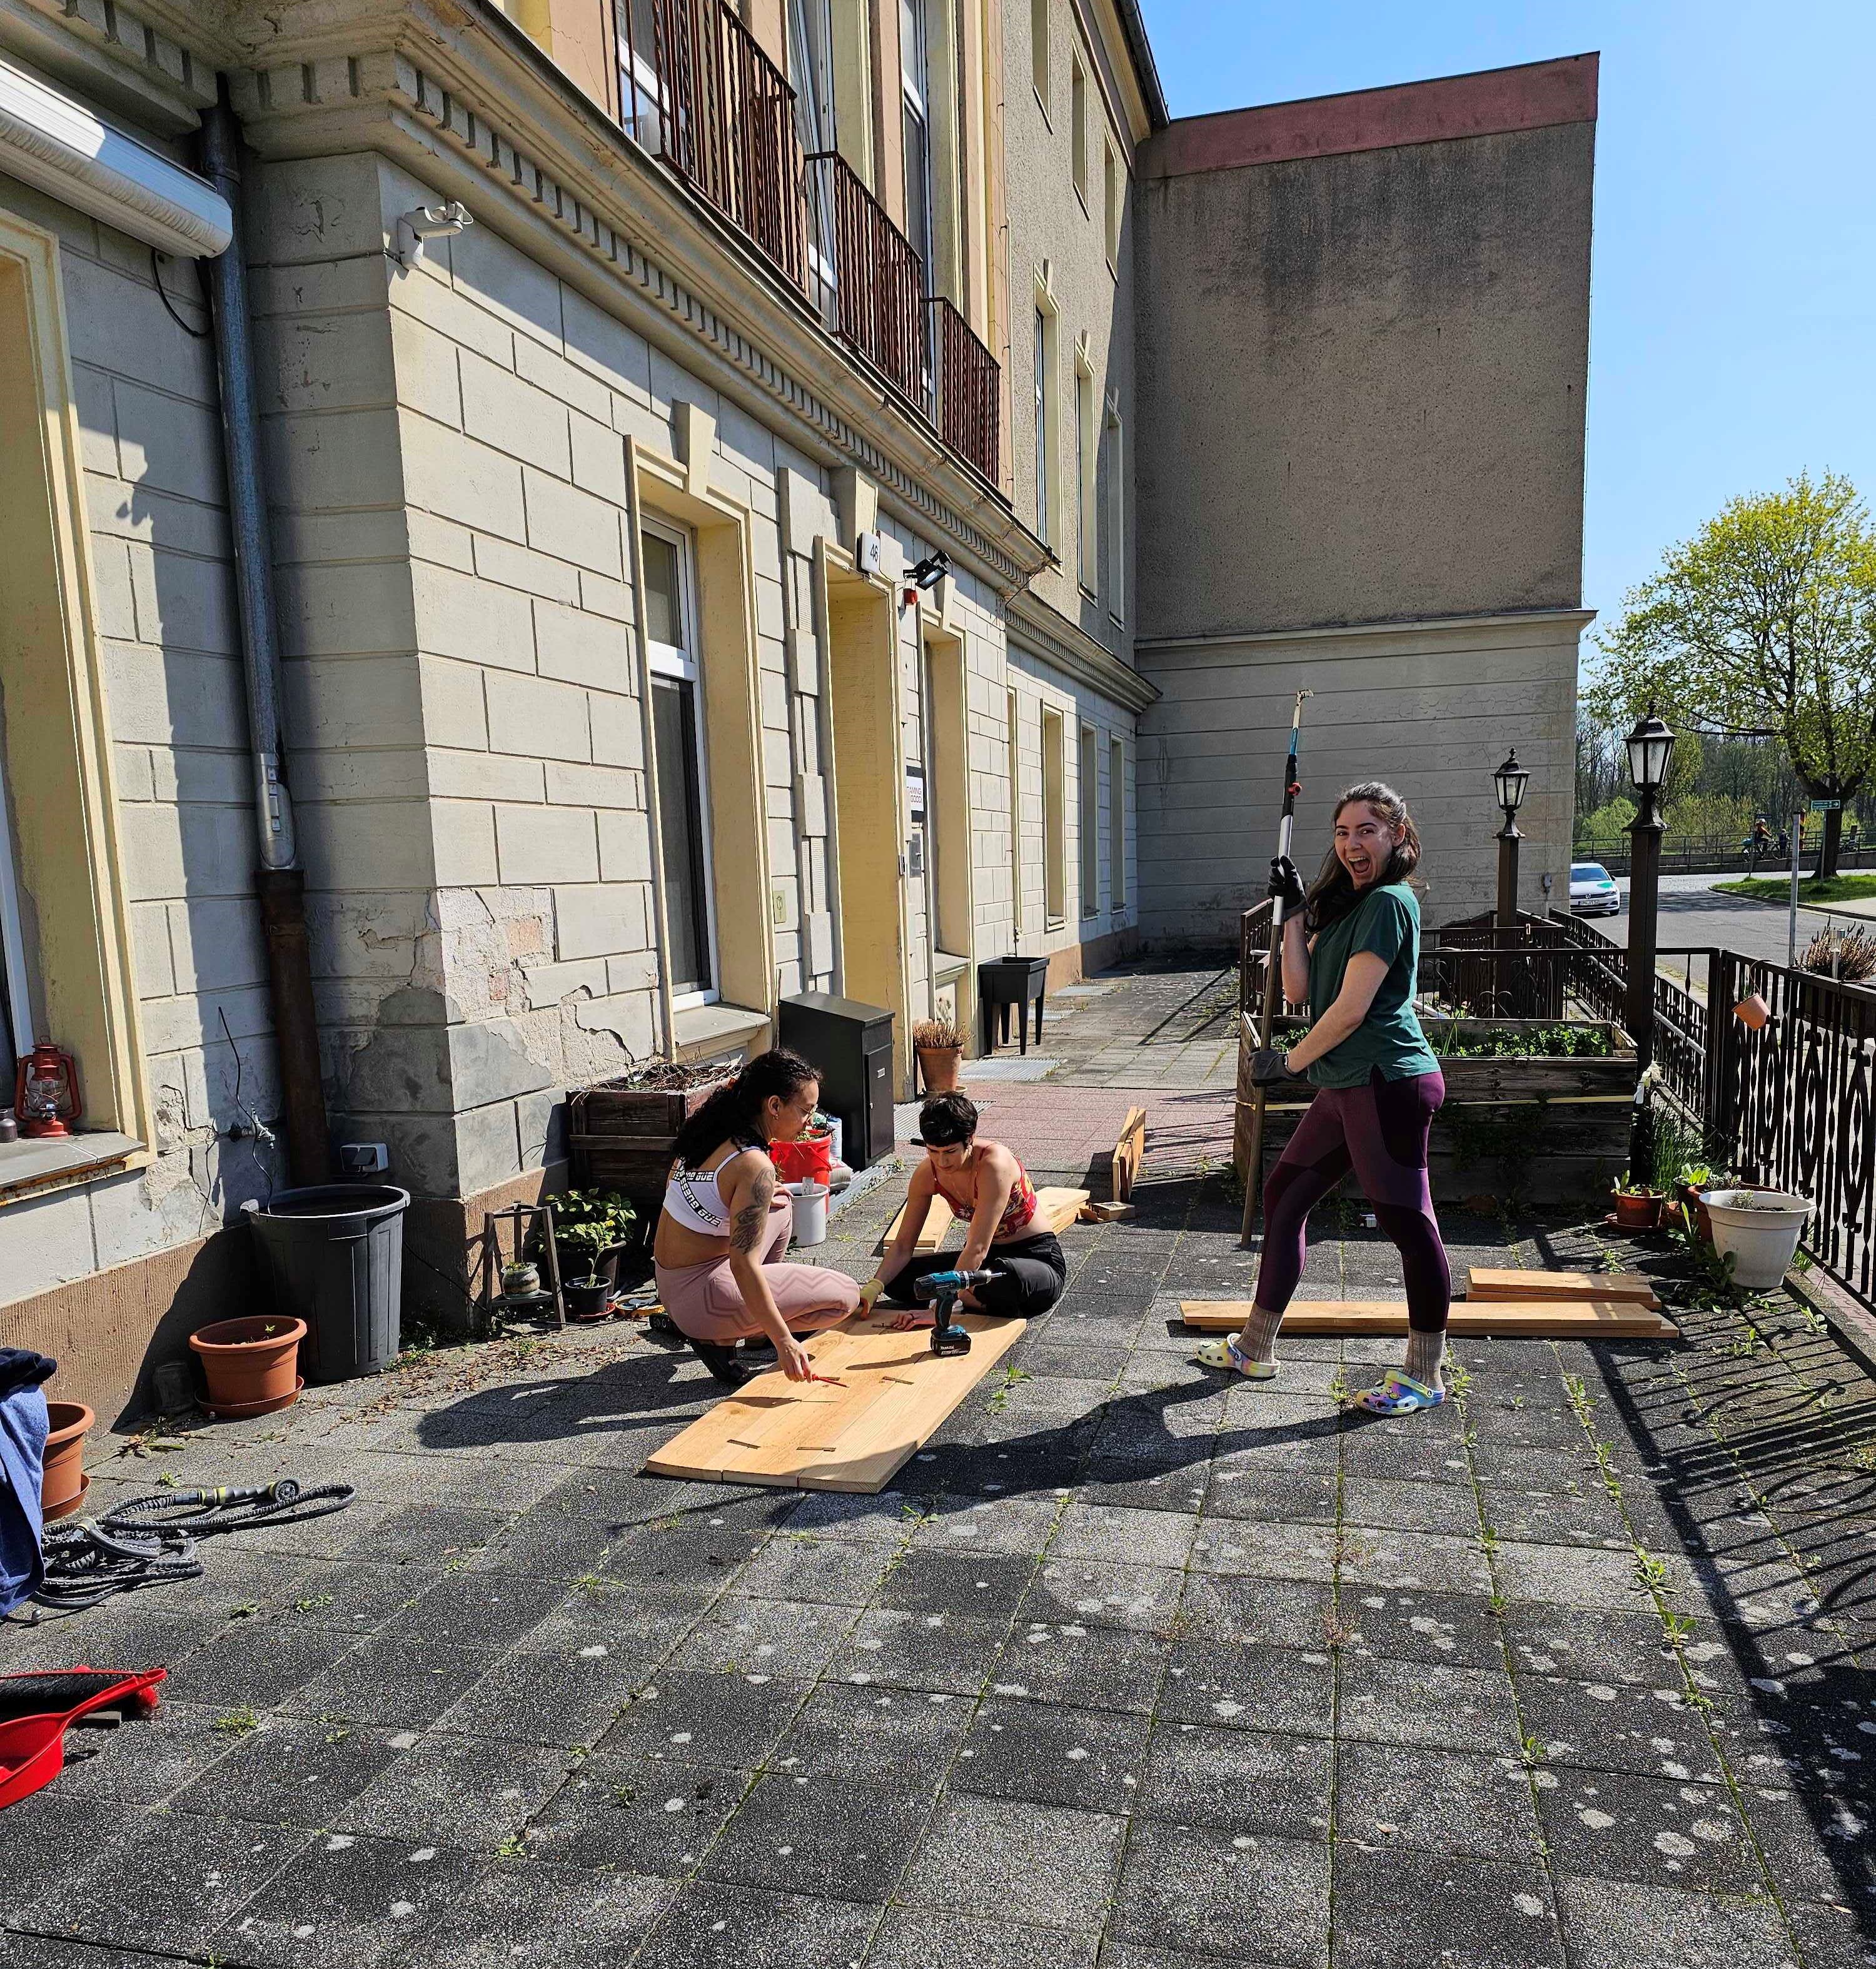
1573, 871, 1868, 989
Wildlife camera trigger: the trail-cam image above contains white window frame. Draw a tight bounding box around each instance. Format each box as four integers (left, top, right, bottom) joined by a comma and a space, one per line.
1031, 0, 1049, 119
1103, 396, 1124, 624
790, 0, 838, 293
1079, 722, 1099, 917
0, 736, 34, 1059
1032, 302, 1051, 546
619, 0, 668, 149
642, 518, 720, 1010
1076, 349, 1096, 594
1109, 733, 1126, 909
1042, 704, 1066, 930
1070, 52, 1089, 209
1103, 140, 1120, 268
900, 0, 934, 277
1006, 685, 1023, 935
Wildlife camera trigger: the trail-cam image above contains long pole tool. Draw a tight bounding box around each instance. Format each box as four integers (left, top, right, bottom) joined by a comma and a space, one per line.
1238, 690, 1312, 1248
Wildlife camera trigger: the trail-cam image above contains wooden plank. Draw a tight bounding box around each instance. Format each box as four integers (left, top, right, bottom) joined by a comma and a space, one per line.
1179, 1298, 1678, 1340
880, 1193, 954, 1255
1111, 1106, 1146, 1203
643, 1312, 1028, 1493
1466, 1267, 1662, 1310
1034, 1187, 1091, 1235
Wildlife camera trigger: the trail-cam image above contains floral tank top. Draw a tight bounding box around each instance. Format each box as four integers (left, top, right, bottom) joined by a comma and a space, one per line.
933, 1155, 1039, 1242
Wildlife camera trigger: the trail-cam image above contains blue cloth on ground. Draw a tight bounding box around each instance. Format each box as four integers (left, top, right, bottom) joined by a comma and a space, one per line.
0, 1349, 56, 1615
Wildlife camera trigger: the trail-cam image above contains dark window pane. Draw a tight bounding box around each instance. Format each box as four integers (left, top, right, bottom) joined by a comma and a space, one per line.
651, 675, 711, 994
641, 532, 682, 648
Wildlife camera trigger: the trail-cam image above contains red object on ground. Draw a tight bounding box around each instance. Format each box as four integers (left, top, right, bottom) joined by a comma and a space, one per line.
0, 1668, 165, 1811
770, 1132, 834, 1186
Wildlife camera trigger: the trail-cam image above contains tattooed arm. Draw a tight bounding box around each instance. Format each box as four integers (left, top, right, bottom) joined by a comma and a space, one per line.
721, 1152, 814, 1381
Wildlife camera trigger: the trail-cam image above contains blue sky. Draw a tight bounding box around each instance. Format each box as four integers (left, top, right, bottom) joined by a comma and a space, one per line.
1137, 2, 1876, 644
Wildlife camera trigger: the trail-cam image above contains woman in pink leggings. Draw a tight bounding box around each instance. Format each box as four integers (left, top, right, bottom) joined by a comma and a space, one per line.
1200, 781, 1453, 1414
652, 1049, 860, 1387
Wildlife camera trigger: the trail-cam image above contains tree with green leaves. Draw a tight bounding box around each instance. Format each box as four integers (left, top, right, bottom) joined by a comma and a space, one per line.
1586, 471, 1876, 877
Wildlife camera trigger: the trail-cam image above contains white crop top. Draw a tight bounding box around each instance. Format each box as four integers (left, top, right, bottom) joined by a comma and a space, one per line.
662, 1156, 739, 1236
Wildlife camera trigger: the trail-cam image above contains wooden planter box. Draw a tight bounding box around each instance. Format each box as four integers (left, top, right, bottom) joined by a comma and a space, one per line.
1241, 1019, 1636, 1207
568, 1072, 734, 1196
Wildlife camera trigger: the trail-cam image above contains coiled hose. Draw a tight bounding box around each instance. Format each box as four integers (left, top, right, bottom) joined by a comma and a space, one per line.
23, 1480, 356, 1619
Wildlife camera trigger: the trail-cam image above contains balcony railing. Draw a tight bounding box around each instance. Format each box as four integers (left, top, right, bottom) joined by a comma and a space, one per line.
928, 296, 999, 484
620, 0, 805, 288
806, 152, 926, 410
614, 0, 1002, 486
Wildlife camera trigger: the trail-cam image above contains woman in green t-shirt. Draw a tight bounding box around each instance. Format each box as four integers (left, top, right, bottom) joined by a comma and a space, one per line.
1197, 782, 1452, 1413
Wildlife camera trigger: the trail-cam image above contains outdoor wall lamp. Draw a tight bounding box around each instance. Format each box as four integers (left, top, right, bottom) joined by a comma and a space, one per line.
393, 201, 474, 271
904, 552, 951, 608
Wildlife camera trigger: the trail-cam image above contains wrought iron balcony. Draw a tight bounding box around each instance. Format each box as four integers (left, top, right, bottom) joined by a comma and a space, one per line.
614, 0, 1003, 486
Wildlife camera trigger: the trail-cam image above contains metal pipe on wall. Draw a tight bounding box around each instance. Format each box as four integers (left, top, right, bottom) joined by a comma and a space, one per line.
199, 81, 330, 1184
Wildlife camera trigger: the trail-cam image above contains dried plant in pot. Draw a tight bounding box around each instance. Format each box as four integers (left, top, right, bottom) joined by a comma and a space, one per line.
914, 1017, 964, 1094
189, 1315, 306, 1419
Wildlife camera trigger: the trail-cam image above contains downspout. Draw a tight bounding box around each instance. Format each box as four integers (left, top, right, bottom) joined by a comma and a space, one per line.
199, 83, 330, 1184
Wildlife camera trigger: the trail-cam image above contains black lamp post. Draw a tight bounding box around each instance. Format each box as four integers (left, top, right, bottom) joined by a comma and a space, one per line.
1624, 710, 1676, 1172
1492, 748, 1530, 935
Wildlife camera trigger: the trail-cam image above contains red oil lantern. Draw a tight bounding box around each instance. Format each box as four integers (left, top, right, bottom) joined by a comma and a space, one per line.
16, 1040, 81, 1139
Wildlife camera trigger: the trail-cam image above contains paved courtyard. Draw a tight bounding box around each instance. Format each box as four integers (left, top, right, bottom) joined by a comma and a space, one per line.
4, 972, 1876, 1967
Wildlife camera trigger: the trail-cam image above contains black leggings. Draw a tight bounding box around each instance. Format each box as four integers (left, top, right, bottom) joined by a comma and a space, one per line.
879, 1233, 1067, 1319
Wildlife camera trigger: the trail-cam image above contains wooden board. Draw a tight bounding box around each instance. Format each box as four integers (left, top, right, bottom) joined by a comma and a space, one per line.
644, 1312, 1027, 1493
1179, 1298, 1678, 1340
1466, 1267, 1662, 1310
880, 1194, 954, 1255
1111, 1107, 1146, 1203
1034, 1187, 1090, 1234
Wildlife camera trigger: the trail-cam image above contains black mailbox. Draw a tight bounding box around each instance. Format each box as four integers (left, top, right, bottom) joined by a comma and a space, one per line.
779, 992, 896, 1171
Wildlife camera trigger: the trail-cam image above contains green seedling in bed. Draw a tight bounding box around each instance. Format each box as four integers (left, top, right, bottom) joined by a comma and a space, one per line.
1632, 1551, 1670, 1596
1662, 1611, 1696, 1645
987, 1366, 1032, 1413
1519, 1732, 1547, 1768
497, 1833, 530, 1859
214, 1707, 260, 1735
1448, 1363, 1473, 1402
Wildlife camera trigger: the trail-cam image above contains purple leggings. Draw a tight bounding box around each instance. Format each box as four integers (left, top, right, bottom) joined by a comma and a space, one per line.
1254, 1067, 1451, 1334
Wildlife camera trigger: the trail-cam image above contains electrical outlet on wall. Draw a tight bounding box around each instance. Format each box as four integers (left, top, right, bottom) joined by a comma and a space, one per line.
340, 1142, 390, 1176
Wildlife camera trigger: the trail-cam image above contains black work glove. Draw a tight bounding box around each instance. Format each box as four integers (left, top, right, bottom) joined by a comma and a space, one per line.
1268, 855, 1307, 911
1249, 1047, 1304, 1087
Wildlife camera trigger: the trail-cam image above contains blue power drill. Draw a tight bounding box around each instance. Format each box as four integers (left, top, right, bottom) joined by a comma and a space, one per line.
912, 1269, 995, 1356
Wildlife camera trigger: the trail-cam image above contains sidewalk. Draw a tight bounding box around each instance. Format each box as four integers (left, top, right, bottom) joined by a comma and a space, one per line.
3, 979, 1874, 1966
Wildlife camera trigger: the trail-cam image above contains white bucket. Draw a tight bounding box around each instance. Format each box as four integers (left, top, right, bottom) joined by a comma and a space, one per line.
785, 1179, 830, 1247
1704, 1188, 1812, 1291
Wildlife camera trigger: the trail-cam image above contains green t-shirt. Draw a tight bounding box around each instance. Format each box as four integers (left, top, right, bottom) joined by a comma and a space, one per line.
1304, 881, 1439, 1089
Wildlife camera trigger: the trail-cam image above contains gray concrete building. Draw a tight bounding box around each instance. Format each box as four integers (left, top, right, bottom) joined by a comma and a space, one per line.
0, 1, 1593, 1419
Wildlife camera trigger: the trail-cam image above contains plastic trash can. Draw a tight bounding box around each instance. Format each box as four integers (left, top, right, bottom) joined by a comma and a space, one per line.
243, 1184, 410, 1383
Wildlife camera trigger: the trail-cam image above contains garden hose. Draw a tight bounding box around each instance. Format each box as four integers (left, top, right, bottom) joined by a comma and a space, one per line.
17, 1479, 355, 1622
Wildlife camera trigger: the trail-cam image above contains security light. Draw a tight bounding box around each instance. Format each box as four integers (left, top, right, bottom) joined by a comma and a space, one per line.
393, 202, 474, 271
908, 552, 950, 592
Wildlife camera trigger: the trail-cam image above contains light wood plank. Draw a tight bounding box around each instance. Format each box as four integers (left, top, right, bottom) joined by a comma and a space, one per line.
1466, 1267, 1662, 1309
880, 1194, 954, 1255
1034, 1187, 1091, 1234
1179, 1298, 1678, 1340
643, 1312, 1028, 1493
1112, 1107, 1146, 1204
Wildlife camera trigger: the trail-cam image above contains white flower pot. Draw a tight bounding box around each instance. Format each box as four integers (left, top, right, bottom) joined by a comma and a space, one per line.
1703, 1189, 1812, 1291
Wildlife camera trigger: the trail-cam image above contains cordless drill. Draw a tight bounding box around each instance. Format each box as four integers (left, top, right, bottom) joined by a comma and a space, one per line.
912, 1269, 996, 1357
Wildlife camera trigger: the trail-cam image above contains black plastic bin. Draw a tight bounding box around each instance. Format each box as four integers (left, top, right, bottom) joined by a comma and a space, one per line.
243, 1184, 410, 1384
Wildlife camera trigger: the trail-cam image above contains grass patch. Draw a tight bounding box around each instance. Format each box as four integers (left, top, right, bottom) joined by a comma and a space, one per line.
1713, 873, 1876, 905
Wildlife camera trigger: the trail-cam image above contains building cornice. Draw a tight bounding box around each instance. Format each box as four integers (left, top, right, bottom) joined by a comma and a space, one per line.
1009, 593, 1159, 713
0, 0, 221, 134
1136, 606, 1597, 660
209, 0, 1046, 595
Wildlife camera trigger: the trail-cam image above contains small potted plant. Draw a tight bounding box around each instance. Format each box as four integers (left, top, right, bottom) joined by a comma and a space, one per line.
189, 1315, 306, 1418
563, 1275, 613, 1321
1611, 1172, 1667, 1231
533, 1190, 637, 1290
1675, 1162, 1717, 1244
914, 1016, 964, 1094
502, 1259, 542, 1299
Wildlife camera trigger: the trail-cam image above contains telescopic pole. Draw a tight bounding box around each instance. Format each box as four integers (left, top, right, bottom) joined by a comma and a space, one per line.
1239, 691, 1312, 1247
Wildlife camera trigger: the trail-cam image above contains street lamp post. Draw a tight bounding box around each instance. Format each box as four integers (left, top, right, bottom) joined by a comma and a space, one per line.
1492, 748, 1530, 936
1624, 711, 1677, 1175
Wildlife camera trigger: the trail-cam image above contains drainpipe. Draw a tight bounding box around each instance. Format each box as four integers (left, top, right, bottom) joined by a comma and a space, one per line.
200, 82, 330, 1185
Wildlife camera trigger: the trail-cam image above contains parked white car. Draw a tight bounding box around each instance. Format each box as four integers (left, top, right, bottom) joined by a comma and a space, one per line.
1569, 862, 1623, 916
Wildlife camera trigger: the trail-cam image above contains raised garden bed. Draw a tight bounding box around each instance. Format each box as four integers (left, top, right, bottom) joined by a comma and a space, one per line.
568, 1062, 734, 1196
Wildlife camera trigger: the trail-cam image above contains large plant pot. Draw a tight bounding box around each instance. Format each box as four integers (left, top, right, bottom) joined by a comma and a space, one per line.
189, 1315, 306, 1418
917, 1044, 962, 1094
1705, 1189, 1812, 1291
41, 1400, 93, 1524
568, 1071, 734, 1193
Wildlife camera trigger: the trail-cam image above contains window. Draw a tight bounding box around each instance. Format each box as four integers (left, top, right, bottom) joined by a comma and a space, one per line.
1071, 55, 1088, 207
1031, 0, 1048, 114
1042, 707, 1066, 928
642, 523, 716, 1004
1109, 735, 1126, 907
1103, 141, 1120, 264
1006, 687, 1022, 934
1076, 355, 1096, 592
1080, 723, 1099, 916
788, 0, 834, 151
619, 0, 666, 146
1102, 401, 1124, 622
1032, 305, 1051, 545
900, 0, 933, 276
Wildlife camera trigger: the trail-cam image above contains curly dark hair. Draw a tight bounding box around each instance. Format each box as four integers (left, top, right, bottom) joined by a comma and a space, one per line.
673, 1049, 820, 1166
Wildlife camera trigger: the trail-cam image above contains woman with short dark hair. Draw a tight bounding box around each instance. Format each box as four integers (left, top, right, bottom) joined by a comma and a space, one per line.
862, 1090, 1066, 1321
652, 1049, 860, 1386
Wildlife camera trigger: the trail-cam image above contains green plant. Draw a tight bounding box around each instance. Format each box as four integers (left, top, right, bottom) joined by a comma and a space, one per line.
214, 1707, 260, 1735
532, 1190, 637, 1266
1428, 1022, 1617, 1060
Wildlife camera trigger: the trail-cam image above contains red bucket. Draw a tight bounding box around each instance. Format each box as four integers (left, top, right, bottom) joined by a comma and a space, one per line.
770, 1131, 834, 1186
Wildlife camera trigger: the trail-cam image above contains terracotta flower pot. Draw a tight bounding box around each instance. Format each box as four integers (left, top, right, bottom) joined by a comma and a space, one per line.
189, 1315, 306, 1418
1611, 1188, 1665, 1231
40, 1400, 93, 1524
917, 1044, 962, 1094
